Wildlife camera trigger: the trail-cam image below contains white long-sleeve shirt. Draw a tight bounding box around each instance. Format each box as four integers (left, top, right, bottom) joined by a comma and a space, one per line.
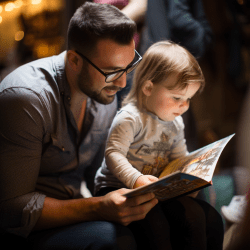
94, 103, 188, 192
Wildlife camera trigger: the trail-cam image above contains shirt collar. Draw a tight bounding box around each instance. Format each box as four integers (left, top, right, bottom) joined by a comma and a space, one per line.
54, 51, 71, 98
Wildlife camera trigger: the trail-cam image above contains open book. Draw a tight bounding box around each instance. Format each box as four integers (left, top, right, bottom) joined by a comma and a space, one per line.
124, 134, 235, 201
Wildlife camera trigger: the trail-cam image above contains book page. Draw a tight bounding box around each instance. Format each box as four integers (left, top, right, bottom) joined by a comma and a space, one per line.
160, 134, 235, 182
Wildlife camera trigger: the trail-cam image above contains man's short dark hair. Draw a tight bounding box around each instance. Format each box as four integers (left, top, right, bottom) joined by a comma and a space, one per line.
67, 2, 137, 55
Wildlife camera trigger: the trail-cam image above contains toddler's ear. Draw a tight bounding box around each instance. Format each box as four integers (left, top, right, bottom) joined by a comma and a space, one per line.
142, 80, 153, 96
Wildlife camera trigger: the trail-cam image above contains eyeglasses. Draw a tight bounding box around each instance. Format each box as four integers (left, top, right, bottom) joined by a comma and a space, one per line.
75, 49, 142, 83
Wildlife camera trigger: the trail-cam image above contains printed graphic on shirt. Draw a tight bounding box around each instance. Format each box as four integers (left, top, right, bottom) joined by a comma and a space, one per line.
135, 132, 174, 176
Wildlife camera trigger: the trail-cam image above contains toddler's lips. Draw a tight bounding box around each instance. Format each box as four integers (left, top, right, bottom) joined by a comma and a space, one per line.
173, 113, 180, 116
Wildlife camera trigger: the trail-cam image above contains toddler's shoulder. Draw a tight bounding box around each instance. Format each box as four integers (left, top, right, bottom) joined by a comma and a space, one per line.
173, 116, 185, 131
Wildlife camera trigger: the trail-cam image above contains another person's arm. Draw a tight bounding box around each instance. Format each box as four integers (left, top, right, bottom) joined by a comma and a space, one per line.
121, 0, 147, 23
169, 0, 213, 58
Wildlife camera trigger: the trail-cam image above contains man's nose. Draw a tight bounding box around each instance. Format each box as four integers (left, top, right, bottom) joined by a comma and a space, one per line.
113, 73, 127, 89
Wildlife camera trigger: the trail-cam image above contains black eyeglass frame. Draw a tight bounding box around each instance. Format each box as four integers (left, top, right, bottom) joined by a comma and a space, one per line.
75, 49, 142, 83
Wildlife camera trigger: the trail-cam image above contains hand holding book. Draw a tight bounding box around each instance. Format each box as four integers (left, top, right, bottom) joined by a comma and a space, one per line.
133, 175, 159, 189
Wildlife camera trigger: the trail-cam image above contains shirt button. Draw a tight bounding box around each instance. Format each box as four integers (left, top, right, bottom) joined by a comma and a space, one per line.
62, 147, 65, 151
60, 92, 64, 96
67, 97, 71, 101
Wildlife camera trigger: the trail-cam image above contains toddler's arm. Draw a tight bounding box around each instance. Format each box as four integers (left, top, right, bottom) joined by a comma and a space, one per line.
105, 110, 143, 189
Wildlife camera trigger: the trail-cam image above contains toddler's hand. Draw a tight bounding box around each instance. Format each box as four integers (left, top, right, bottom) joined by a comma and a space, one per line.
133, 175, 158, 189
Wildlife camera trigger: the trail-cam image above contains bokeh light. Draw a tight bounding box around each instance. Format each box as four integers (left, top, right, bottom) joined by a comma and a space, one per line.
15, 31, 25, 41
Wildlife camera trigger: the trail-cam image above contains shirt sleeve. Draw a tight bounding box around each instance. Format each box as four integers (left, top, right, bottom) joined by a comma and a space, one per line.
0, 87, 47, 237
105, 111, 143, 189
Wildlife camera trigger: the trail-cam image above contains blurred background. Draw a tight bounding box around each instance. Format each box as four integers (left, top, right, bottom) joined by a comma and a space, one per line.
1, 0, 250, 220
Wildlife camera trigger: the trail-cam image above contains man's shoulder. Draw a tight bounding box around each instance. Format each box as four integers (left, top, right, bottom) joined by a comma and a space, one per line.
0, 52, 65, 95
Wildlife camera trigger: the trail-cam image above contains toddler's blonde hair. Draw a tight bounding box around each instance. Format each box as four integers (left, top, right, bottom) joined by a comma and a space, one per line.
122, 40, 205, 110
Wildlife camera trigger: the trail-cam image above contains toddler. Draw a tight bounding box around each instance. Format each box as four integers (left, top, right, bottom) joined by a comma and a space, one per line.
95, 41, 223, 250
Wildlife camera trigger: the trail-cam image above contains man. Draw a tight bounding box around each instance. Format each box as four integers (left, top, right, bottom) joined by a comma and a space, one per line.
0, 3, 157, 249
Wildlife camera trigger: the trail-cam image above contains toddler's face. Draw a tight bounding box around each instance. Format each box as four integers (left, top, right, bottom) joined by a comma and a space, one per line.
144, 75, 200, 122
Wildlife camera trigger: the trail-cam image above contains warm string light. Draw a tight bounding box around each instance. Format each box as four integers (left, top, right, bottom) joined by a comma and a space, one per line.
0, 0, 26, 24
5, 2, 15, 11
0, 0, 43, 38
1, 0, 42, 14
0, 0, 64, 58
14, 0, 23, 8
32, 0, 42, 4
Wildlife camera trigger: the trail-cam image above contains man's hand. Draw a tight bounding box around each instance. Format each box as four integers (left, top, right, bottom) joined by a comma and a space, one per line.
96, 188, 158, 226
133, 175, 159, 189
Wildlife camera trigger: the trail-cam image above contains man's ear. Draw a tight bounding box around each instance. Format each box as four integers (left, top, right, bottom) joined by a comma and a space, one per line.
66, 50, 82, 73
142, 80, 154, 96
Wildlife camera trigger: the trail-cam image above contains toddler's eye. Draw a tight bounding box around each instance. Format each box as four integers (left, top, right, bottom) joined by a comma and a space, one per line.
173, 97, 181, 101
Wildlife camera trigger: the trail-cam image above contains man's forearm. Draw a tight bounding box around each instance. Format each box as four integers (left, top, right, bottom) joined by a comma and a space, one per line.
33, 196, 103, 231
33, 189, 158, 231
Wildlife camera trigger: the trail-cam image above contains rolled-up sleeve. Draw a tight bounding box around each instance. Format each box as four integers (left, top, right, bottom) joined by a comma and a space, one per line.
0, 87, 48, 237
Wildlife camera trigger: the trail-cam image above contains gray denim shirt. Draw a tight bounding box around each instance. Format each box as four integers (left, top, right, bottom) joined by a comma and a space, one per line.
0, 52, 117, 237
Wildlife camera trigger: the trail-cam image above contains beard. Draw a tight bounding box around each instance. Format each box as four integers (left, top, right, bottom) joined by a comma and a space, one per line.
77, 67, 121, 105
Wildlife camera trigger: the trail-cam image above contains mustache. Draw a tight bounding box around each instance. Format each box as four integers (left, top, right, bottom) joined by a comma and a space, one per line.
104, 86, 122, 92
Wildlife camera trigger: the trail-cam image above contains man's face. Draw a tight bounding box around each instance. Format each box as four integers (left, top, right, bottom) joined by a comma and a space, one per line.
77, 39, 135, 104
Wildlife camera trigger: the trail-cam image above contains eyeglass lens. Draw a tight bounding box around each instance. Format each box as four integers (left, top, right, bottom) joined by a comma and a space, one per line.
105, 56, 141, 82
106, 72, 124, 82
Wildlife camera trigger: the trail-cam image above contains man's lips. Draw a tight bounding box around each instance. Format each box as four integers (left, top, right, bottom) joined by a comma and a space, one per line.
103, 86, 122, 95
173, 113, 180, 116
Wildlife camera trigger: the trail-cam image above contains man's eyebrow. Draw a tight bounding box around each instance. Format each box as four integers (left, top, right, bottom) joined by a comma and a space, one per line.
103, 52, 136, 71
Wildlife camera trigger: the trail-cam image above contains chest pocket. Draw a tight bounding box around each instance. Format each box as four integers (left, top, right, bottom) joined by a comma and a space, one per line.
40, 134, 76, 174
